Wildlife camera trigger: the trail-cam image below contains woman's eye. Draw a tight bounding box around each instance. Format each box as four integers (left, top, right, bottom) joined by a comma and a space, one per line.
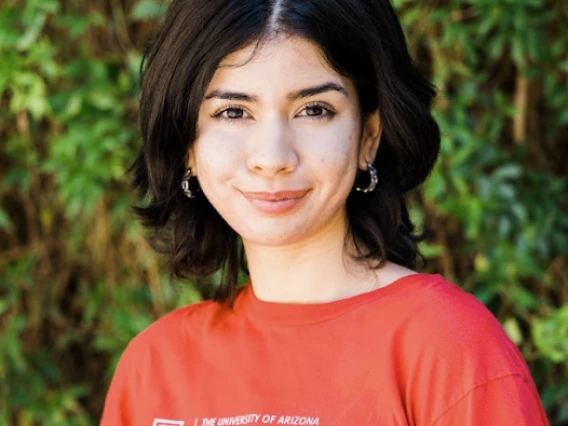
298, 104, 336, 119
212, 107, 248, 120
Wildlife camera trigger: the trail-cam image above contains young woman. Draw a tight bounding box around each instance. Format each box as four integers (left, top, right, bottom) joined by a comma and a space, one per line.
100, 0, 549, 425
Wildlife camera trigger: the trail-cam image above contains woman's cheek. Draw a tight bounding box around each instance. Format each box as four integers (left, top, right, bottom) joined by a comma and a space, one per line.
195, 128, 243, 175
307, 126, 358, 170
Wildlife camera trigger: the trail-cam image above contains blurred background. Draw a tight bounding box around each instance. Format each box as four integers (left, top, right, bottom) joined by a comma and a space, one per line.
0, 0, 567, 424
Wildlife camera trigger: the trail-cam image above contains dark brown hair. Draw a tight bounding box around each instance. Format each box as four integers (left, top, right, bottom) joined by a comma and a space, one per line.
132, 0, 440, 303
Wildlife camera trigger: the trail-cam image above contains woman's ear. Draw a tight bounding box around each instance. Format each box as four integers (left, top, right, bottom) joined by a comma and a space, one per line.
358, 110, 382, 168
187, 146, 197, 174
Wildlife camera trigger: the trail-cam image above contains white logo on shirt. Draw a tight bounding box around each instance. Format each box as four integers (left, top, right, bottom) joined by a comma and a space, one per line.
152, 419, 184, 426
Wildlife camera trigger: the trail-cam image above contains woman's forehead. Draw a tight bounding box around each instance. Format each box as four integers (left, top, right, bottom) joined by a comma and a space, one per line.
209, 35, 353, 95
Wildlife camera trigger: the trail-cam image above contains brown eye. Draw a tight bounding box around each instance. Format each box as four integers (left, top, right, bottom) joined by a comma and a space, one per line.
225, 107, 244, 119
298, 103, 336, 120
305, 105, 324, 116
211, 106, 249, 121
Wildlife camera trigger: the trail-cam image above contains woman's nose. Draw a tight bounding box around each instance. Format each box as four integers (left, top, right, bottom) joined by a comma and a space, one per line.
246, 116, 299, 176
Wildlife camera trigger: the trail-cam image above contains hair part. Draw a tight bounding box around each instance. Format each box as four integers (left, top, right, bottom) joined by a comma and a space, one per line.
132, 0, 440, 304
268, 0, 285, 32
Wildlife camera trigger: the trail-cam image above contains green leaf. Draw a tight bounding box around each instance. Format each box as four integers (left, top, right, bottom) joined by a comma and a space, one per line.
503, 317, 524, 345
130, 0, 167, 21
533, 307, 568, 363
0, 208, 12, 230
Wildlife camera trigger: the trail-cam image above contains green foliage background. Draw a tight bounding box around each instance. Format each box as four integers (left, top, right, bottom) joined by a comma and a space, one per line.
0, 0, 566, 424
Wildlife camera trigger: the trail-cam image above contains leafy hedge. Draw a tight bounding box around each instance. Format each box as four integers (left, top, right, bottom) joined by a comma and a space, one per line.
0, 0, 566, 424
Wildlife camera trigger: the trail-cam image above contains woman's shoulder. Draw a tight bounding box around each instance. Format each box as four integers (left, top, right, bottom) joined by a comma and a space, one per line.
385, 274, 531, 380
390, 274, 513, 346
394, 274, 509, 340
380, 274, 543, 425
122, 296, 232, 356
367, 274, 546, 426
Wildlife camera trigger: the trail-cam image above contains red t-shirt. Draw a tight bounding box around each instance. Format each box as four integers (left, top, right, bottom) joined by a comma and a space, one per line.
100, 274, 549, 426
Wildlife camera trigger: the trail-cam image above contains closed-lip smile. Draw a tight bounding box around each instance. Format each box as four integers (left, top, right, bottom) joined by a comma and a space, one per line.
241, 190, 309, 214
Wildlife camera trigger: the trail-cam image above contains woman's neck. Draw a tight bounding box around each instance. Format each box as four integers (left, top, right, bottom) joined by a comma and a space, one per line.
243, 215, 414, 304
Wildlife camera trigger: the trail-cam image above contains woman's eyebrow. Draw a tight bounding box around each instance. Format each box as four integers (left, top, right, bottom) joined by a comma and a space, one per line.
203, 91, 259, 102
289, 82, 349, 100
203, 82, 348, 102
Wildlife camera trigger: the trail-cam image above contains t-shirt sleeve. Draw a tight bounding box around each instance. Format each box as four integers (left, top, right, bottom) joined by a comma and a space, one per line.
431, 374, 549, 426
99, 344, 141, 426
98, 304, 199, 426
396, 279, 550, 426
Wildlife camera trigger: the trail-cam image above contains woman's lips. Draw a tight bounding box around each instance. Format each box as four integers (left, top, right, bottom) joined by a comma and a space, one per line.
241, 190, 309, 214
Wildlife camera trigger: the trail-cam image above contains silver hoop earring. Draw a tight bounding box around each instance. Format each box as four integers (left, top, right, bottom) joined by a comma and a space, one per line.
355, 162, 378, 193
181, 168, 199, 199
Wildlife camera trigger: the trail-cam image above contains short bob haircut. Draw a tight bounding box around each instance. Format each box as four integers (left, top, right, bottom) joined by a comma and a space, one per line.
132, 0, 440, 303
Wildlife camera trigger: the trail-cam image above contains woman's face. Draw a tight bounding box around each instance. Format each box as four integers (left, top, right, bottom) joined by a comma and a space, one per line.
191, 35, 380, 247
